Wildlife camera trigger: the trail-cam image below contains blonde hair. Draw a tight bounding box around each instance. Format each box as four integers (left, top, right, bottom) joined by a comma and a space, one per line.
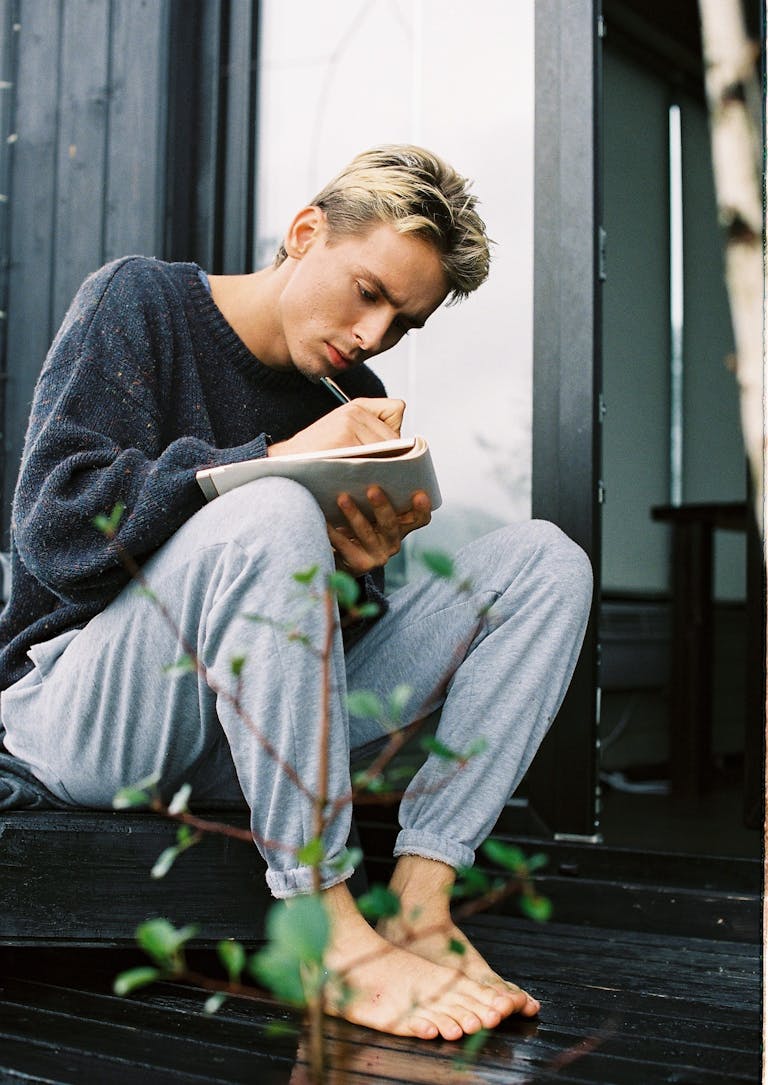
275, 144, 490, 303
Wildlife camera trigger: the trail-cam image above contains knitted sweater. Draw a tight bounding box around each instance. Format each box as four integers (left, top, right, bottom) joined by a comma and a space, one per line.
0, 256, 387, 691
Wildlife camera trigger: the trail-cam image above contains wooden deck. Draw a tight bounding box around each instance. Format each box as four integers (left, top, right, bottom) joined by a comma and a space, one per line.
0, 810, 762, 1083
0, 917, 760, 1084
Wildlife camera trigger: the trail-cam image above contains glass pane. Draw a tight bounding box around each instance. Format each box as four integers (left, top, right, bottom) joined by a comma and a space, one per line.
256, 0, 535, 576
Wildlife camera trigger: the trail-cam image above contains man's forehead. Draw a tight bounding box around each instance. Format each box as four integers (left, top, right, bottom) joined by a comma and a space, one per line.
340, 226, 448, 318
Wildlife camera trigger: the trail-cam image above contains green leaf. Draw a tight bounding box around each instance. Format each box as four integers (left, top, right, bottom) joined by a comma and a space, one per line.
296, 837, 325, 867
249, 944, 306, 1006
264, 1020, 300, 1040
352, 601, 380, 618
462, 737, 488, 759
327, 570, 360, 609
519, 894, 553, 923
352, 769, 394, 794
421, 736, 461, 761
230, 655, 246, 678
132, 585, 157, 602
357, 885, 401, 921
151, 845, 181, 880
112, 773, 160, 810
112, 786, 152, 810
346, 689, 383, 719
455, 1027, 489, 1067
526, 852, 549, 873
168, 783, 192, 816
163, 654, 196, 676
217, 939, 246, 982
482, 839, 527, 872
386, 684, 412, 721
293, 565, 319, 585
136, 918, 197, 965
204, 991, 228, 1014
267, 896, 330, 964
451, 866, 491, 899
448, 937, 467, 955
330, 846, 362, 872
113, 966, 161, 996
420, 550, 455, 579
93, 502, 125, 537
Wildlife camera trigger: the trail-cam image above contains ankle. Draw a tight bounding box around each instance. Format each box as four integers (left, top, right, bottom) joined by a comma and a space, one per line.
388, 854, 456, 916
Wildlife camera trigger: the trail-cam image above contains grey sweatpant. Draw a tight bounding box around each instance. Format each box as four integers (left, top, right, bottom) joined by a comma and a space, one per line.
1, 478, 592, 897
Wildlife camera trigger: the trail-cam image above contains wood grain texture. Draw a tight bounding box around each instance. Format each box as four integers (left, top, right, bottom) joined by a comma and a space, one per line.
0, 911, 760, 1084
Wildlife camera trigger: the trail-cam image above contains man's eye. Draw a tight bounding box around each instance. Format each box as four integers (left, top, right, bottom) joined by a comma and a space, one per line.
358, 284, 376, 302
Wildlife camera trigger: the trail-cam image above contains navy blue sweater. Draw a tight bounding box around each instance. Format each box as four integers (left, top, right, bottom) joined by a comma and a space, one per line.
0, 257, 386, 690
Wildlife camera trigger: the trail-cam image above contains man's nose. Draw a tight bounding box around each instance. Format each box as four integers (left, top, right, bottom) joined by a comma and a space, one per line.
354, 311, 393, 353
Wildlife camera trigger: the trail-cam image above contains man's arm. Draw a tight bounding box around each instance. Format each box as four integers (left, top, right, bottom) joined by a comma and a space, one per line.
12, 263, 270, 604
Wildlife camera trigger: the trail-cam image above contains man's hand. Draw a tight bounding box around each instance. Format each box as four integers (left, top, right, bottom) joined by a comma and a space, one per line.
267, 398, 405, 457
328, 486, 432, 576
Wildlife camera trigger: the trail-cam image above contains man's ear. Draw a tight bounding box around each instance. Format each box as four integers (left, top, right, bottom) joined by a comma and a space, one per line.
283, 206, 327, 259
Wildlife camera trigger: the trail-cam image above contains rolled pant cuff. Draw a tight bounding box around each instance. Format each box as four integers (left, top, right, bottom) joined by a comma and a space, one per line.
393, 830, 475, 872
266, 860, 355, 899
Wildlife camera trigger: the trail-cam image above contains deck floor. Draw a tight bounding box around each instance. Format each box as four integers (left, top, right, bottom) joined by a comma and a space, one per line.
0, 912, 761, 1084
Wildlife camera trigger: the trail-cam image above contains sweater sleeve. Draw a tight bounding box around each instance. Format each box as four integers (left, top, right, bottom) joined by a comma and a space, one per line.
12, 261, 268, 604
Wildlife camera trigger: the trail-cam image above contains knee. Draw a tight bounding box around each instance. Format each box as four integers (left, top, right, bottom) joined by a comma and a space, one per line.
525, 520, 593, 613
189, 477, 331, 563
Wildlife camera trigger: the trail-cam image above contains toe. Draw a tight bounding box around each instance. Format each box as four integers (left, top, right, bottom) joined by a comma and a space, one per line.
410, 1016, 440, 1039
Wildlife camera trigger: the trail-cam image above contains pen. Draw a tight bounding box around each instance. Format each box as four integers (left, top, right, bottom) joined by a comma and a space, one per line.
320, 376, 351, 405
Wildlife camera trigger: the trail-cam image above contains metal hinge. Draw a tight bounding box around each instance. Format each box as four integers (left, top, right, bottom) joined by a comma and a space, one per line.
598, 226, 607, 281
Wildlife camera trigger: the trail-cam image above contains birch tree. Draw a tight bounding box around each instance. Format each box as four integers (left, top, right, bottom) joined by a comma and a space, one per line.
698, 0, 764, 526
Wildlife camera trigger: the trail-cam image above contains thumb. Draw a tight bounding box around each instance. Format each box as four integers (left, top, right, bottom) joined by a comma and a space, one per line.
358, 397, 406, 435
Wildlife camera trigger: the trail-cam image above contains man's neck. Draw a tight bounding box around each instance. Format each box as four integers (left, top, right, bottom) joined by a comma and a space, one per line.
208, 265, 292, 369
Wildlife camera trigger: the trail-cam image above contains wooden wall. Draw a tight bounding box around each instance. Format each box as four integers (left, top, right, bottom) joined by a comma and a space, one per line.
0, 0, 259, 541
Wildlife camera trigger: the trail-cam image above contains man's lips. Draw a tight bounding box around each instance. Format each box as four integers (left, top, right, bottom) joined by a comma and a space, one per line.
325, 342, 356, 370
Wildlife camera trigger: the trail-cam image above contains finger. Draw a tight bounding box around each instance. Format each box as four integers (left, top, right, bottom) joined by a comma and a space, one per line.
327, 524, 372, 576
365, 486, 402, 541
352, 397, 405, 434
337, 494, 401, 566
397, 491, 432, 538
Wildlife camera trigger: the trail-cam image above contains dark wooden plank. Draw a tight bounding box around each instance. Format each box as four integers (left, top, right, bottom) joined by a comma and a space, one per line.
52, 0, 110, 326
189, 0, 224, 271
0, 920, 760, 1085
0, 982, 298, 1084
358, 817, 762, 892
364, 855, 760, 942
219, 0, 257, 273
104, 0, 167, 259
3, 1, 61, 538
0, 811, 367, 945
0, 811, 270, 944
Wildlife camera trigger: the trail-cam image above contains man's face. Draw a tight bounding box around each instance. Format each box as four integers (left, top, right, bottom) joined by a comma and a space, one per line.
277, 214, 449, 380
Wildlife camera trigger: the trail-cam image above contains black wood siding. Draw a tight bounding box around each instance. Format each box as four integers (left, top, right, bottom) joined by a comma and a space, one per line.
0, 0, 259, 542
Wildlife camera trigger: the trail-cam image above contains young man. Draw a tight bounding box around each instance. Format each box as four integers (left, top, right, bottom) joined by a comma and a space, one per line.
0, 146, 592, 1040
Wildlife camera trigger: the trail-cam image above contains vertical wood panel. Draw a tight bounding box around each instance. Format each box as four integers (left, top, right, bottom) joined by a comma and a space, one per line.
1, 0, 261, 537
193, 0, 224, 269
220, 0, 257, 272
104, 0, 167, 259
52, 0, 109, 327
526, 0, 602, 838
0, 0, 17, 532
3, 1, 61, 537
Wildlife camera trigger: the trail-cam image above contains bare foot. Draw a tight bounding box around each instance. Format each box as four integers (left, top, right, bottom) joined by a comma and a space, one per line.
377, 855, 541, 1018
322, 883, 524, 1041
378, 912, 540, 1017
